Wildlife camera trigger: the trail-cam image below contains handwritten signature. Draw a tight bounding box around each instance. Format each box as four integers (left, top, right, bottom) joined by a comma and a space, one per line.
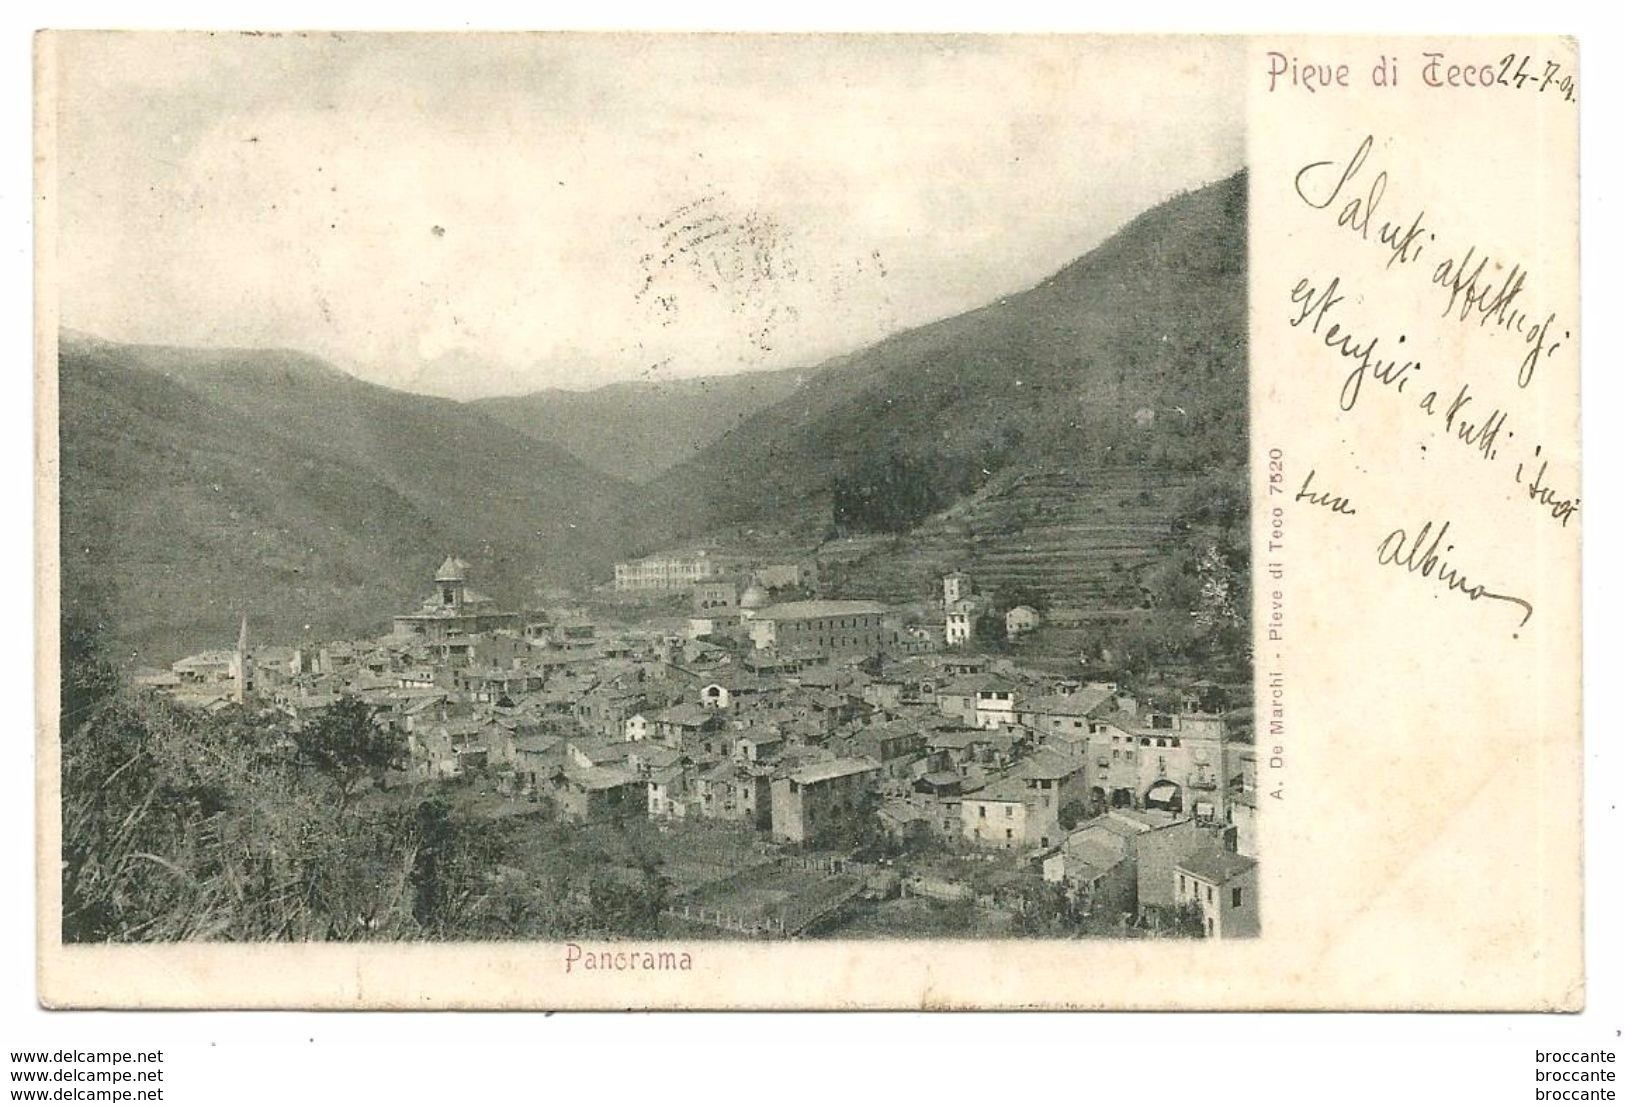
1376, 518, 1533, 627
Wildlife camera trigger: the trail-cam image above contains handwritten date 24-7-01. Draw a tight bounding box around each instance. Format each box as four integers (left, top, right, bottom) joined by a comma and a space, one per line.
1421, 52, 1577, 103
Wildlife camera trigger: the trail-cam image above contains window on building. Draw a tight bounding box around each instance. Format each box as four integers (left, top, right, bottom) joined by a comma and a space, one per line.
1232, 887, 1243, 908
1179, 874, 1186, 893
979, 805, 986, 817
1005, 828, 1013, 840
1206, 886, 1214, 904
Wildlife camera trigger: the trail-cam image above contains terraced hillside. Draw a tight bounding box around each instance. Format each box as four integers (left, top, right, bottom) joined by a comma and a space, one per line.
639, 170, 1247, 556
823, 466, 1201, 609
57, 171, 1247, 669
635, 172, 1249, 642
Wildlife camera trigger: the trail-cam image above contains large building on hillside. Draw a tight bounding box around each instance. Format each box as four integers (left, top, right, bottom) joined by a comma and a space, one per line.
613, 552, 717, 592
1083, 710, 1230, 821
746, 600, 896, 656
945, 596, 988, 646
769, 757, 882, 843
1175, 844, 1260, 939
392, 556, 525, 642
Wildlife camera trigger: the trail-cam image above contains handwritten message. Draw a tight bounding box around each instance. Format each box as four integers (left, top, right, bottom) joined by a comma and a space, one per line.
1276, 130, 1578, 631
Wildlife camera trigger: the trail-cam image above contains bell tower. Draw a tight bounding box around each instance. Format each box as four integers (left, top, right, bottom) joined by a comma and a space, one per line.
232, 613, 254, 705
435, 555, 468, 610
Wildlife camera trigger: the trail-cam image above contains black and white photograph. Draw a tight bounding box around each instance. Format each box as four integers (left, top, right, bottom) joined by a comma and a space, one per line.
10, 9, 1616, 1103
48, 32, 1256, 949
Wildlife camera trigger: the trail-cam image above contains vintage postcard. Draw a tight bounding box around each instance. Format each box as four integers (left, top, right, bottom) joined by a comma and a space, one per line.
33, 32, 1580, 1009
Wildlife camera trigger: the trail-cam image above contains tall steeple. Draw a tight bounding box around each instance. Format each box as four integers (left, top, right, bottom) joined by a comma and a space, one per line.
435, 555, 468, 610
233, 613, 254, 705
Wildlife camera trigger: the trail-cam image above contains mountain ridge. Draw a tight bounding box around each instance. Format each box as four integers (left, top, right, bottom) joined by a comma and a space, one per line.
58, 337, 639, 662
469, 367, 806, 484
637, 170, 1248, 553
59, 169, 1248, 663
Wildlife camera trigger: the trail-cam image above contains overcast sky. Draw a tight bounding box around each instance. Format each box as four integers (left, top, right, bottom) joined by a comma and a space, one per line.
50, 33, 1243, 399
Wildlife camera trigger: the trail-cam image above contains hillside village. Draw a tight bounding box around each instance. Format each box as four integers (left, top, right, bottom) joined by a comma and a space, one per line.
145, 552, 1258, 940
67, 171, 1252, 943
52, 34, 1260, 957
